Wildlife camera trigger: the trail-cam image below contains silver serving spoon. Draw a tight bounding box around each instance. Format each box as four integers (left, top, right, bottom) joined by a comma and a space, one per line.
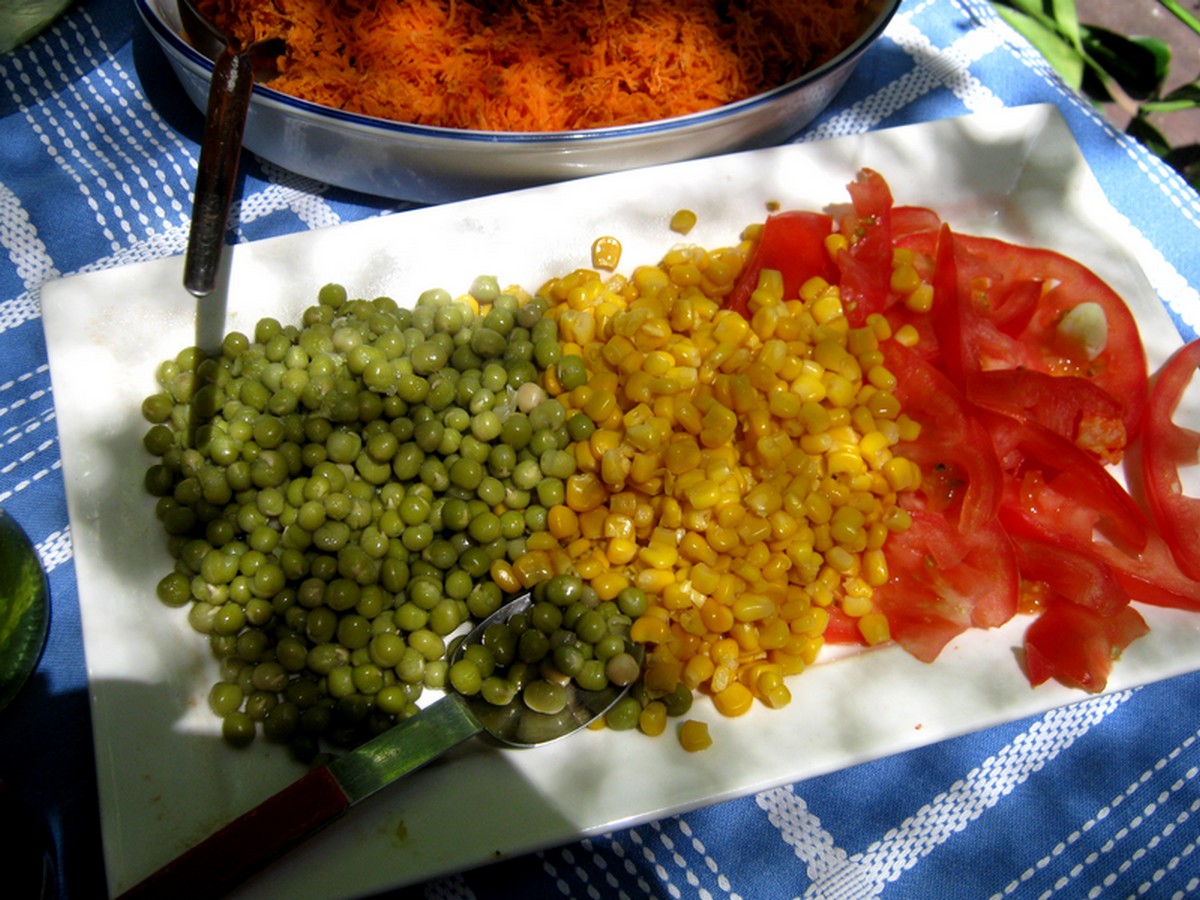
119, 591, 642, 899
177, 0, 284, 297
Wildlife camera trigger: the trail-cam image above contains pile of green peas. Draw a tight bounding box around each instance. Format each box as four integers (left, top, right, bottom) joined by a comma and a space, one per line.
140, 278, 606, 759
450, 572, 643, 717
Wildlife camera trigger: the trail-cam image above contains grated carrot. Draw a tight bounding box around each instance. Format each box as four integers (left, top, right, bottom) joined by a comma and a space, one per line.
196, 0, 871, 132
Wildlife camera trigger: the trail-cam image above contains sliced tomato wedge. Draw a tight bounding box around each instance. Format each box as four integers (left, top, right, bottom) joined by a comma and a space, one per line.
1010, 535, 1128, 617
986, 412, 1147, 555
968, 369, 1127, 464
1090, 530, 1200, 611
949, 235, 1148, 441
1142, 339, 1200, 581
725, 210, 837, 317
873, 509, 1019, 663
834, 168, 894, 326
1024, 602, 1149, 693
881, 342, 1002, 534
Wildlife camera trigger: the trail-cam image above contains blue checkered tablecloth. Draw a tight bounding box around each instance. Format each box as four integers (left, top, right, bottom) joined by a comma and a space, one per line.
4, 0, 1200, 897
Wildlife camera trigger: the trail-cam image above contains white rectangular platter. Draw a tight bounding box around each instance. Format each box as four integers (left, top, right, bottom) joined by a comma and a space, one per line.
40, 104, 1200, 899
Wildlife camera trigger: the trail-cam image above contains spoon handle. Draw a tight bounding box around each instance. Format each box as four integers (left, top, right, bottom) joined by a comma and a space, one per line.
116, 695, 483, 899
184, 44, 253, 297
116, 765, 351, 900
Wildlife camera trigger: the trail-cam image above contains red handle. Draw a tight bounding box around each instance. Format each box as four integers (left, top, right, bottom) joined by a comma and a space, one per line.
118, 765, 351, 900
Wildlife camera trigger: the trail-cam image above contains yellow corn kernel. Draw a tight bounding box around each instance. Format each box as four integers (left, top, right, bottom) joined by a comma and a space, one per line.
709, 637, 740, 669
631, 614, 672, 644
639, 701, 669, 736
695, 599, 732, 634
678, 719, 713, 752
893, 323, 921, 347
636, 568, 676, 594
860, 431, 892, 469
511, 550, 554, 587
862, 549, 889, 586
639, 543, 679, 570
882, 456, 921, 492
591, 570, 629, 600
858, 611, 891, 645
489, 559, 521, 594
757, 618, 791, 651
670, 209, 698, 234
565, 473, 607, 511
824, 233, 848, 259
791, 605, 829, 637
841, 592, 873, 619
732, 594, 775, 622
689, 561, 721, 595
574, 551, 607, 580
865, 313, 892, 341
525, 531, 559, 552
713, 682, 754, 717
709, 663, 736, 693
582, 389, 619, 424
890, 263, 922, 294
754, 667, 792, 709
905, 283, 934, 313
677, 531, 715, 565
682, 653, 716, 690
603, 513, 635, 540
606, 538, 639, 565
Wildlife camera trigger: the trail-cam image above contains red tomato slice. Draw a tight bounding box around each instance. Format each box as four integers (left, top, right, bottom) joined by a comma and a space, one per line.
950, 235, 1148, 440
890, 205, 942, 241
1091, 530, 1200, 611
1024, 602, 1149, 693
1011, 534, 1128, 617
1142, 339, 1200, 581
968, 369, 1128, 464
725, 210, 837, 317
881, 342, 1002, 534
835, 168, 894, 326
985, 412, 1147, 555
822, 607, 868, 646
873, 509, 1019, 663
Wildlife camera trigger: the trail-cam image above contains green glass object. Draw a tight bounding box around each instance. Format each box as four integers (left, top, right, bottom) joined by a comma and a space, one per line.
0, 508, 49, 712
0, 0, 73, 54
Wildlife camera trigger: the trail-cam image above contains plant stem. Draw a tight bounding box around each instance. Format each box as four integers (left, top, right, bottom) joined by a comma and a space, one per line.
1159, 0, 1200, 37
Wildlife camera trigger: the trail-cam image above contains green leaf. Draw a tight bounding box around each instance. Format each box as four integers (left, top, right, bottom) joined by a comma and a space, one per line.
1049, 0, 1083, 51
1157, 79, 1200, 105
1081, 26, 1171, 99
993, 0, 1053, 20
1158, 0, 1200, 39
995, 6, 1086, 88
1163, 143, 1200, 191
1127, 115, 1172, 159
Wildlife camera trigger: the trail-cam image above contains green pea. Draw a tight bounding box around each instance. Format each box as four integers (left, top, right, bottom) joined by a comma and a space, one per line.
604, 696, 642, 731
222, 711, 256, 748
522, 680, 567, 715
208, 681, 244, 717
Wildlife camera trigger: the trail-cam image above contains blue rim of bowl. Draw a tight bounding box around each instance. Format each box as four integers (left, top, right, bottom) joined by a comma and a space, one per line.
135, 0, 899, 145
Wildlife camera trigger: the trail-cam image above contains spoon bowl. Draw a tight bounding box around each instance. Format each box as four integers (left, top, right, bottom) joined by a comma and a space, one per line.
119, 590, 642, 899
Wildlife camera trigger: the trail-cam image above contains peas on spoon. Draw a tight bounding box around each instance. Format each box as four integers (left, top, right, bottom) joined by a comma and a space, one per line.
119, 590, 642, 900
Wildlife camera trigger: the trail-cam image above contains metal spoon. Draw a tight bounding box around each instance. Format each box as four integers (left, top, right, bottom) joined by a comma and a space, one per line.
177, 0, 284, 297
118, 591, 642, 899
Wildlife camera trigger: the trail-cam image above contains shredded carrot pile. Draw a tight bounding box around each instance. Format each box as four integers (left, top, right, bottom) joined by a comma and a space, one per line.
196, 0, 871, 132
